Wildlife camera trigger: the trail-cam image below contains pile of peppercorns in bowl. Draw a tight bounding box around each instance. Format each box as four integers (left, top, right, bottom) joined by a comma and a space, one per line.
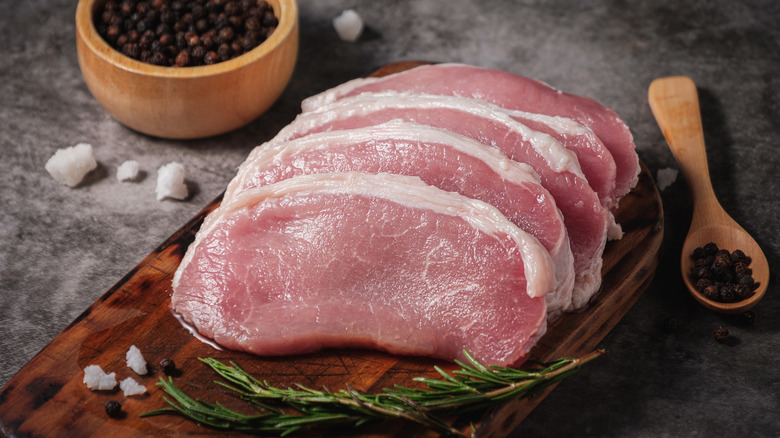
95, 0, 279, 67
690, 242, 758, 303
75, 0, 298, 139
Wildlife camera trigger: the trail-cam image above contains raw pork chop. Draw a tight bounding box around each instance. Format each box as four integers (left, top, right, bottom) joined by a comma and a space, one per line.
172, 172, 554, 366
301, 63, 639, 207
224, 120, 575, 314
243, 94, 611, 310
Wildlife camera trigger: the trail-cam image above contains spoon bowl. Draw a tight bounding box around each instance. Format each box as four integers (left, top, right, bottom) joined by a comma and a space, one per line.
648, 76, 769, 313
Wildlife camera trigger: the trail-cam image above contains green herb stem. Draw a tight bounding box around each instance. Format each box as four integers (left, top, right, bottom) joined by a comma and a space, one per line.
141, 349, 604, 437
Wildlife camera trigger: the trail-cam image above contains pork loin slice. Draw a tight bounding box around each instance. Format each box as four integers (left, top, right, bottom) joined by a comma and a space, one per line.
301, 63, 639, 208
224, 120, 575, 314
172, 172, 554, 366
247, 94, 611, 309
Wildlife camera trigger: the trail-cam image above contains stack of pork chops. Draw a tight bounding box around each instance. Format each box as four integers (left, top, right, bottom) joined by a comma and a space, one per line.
171, 63, 639, 367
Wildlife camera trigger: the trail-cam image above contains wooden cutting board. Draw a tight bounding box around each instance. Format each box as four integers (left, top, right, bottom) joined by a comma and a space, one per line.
0, 62, 664, 438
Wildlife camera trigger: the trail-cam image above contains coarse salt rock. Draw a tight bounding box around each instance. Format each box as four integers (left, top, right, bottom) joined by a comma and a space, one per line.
656, 167, 679, 191
45, 143, 98, 187
156, 162, 188, 201
83, 365, 117, 391
117, 160, 140, 182
333, 9, 363, 42
119, 377, 147, 396
126, 344, 148, 375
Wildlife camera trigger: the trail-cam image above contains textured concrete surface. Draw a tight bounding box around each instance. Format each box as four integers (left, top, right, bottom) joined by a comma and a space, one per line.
1, 0, 779, 436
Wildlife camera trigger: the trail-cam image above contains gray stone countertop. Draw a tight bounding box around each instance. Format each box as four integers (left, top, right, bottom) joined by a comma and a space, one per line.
2, 0, 778, 436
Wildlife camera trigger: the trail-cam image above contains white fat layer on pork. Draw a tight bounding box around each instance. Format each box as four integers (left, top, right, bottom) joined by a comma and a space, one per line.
227, 119, 542, 199
264, 92, 584, 179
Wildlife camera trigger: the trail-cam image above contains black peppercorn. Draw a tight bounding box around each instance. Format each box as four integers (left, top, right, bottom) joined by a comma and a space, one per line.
191, 44, 207, 62
224, 1, 240, 16
734, 261, 750, 277
741, 310, 755, 325
217, 43, 232, 61
196, 17, 209, 32
713, 326, 729, 343
738, 275, 755, 289
240, 35, 256, 51
121, 42, 140, 58
695, 277, 712, 292
229, 15, 244, 30
730, 249, 747, 264
695, 266, 711, 280
160, 358, 176, 375
245, 16, 260, 31
719, 284, 737, 302
735, 284, 754, 300
702, 284, 719, 301
188, 34, 202, 47
105, 400, 122, 417
151, 51, 168, 65
201, 31, 217, 49
192, 4, 206, 19
663, 316, 679, 333
139, 29, 156, 49
203, 51, 219, 64
218, 26, 235, 43
175, 49, 192, 67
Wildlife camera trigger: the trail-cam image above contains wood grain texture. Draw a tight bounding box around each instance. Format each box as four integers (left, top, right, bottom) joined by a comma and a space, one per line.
0, 63, 663, 438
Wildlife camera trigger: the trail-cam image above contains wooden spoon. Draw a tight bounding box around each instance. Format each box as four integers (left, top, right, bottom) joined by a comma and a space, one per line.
648, 76, 769, 313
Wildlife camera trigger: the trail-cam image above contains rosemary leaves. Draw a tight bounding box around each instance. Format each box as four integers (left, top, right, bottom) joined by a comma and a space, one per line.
141, 350, 605, 437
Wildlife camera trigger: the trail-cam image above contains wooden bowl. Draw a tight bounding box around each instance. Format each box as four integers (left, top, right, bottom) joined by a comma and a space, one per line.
75, 0, 299, 139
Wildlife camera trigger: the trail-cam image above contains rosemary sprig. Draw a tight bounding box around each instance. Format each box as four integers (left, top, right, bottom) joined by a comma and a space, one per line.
141, 349, 604, 437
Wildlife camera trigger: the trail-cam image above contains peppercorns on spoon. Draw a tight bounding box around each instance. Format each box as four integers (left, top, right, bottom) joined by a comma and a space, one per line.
648, 76, 769, 313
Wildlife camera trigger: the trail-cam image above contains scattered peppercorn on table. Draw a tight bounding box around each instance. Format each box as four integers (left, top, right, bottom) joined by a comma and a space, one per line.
1, 1, 779, 437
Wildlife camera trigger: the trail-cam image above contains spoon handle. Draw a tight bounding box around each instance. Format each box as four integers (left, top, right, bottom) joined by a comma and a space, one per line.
648, 76, 724, 221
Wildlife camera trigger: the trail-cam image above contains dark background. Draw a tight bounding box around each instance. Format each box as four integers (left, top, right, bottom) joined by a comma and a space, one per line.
1, 1, 778, 436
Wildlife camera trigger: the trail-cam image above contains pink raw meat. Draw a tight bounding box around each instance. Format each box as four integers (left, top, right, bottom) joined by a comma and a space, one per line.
224, 120, 575, 314
246, 94, 611, 309
279, 91, 617, 212
172, 172, 553, 366
302, 63, 638, 207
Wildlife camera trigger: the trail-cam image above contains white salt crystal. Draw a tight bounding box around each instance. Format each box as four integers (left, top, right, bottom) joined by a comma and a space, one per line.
656, 167, 679, 191
119, 377, 147, 396
83, 365, 117, 391
45, 143, 98, 187
126, 345, 148, 375
156, 162, 188, 201
333, 9, 363, 42
117, 160, 140, 182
